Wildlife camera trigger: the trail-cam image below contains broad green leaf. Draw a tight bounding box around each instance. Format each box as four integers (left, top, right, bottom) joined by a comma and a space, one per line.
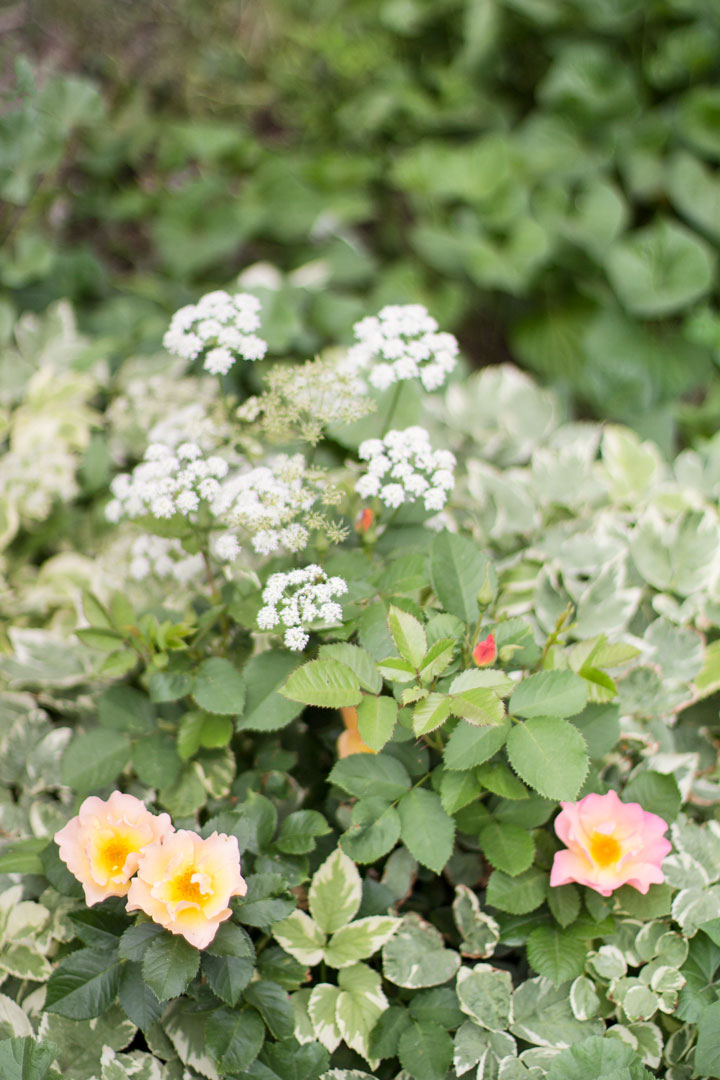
272, 910, 327, 966
97, 685, 154, 735
281, 659, 362, 709
118, 921, 165, 961
430, 531, 494, 623
356, 695, 397, 751
148, 669, 193, 703
340, 798, 401, 864
329, 753, 411, 801
606, 218, 714, 317
527, 926, 587, 985
476, 760, 529, 799
412, 693, 453, 736
398, 788, 455, 873
132, 732, 182, 789
319, 644, 382, 694
244, 979, 294, 1039
308, 848, 362, 934
506, 716, 589, 800
191, 657, 245, 715
623, 770, 681, 823
206, 1006, 265, 1073
44, 947, 122, 1020
439, 769, 482, 815
234, 651, 304, 731
456, 963, 513, 1031
397, 1020, 453, 1080
383, 913, 461, 988
117, 961, 162, 1031
205, 922, 254, 958
60, 730, 130, 793
203, 954, 254, 1006
0, 838, 47, 876
325, 916, 400, 969
509, 671, 588, 719
308, 984, 342, 1052
548, 883, 581, 928
141, 932, 200, 1001
486, 867, 548, 914
376, 656, 417, 682
480, 821, 535, 876
388, 606, 427, 669
419, 638, 456, 682
276, 809, 331, 855
177, 711, 232, 759
0, 1037, 58, 1080
444, 717, 511, 770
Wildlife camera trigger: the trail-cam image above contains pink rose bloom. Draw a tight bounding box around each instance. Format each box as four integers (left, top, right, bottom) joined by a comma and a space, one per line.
127, 829, 247, 950
550, 789, 672, 897
54, 791, 173, 906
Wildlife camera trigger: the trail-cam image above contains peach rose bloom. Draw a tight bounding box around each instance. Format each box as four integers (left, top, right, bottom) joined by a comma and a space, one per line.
550, 789, 672, 897
337, 706, 375, 758
54, 791, 173, 906
127, 829, 247, 949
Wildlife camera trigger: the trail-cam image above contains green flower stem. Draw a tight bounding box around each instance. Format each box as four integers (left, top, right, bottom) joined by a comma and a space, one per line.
380, 381, 404, 436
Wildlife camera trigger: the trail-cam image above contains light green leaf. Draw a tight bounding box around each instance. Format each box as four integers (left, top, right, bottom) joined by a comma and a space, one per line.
141, 933, 200, 1001
506, 716, 589, 800
356, 695, 397, 751
412, 693, 453, 736
398, 788, 455, 873
0, 1037, 58, 1080
509, 671, 588, 719
419, 638, 456, 683
606, 218, 714, 316
191, 657, 245, 715
309, 848, 362, 934
325, 916, 400, 969
281, 659, 362, 709
272, 910, 326, 966
319, 644, 383, 694
480, 821, 535, 876
451, 686, 505, 726
308, 984, 342, 1052
335, 963, 387, 1065
383, 913, 461, 988
388, 606, 427, 669
456, 963, 513, 1031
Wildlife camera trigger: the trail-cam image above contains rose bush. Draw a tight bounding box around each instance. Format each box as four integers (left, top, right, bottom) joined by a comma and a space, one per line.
0, 291, 718, 1080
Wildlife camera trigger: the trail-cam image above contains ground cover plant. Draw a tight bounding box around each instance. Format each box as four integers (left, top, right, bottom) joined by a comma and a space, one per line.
2, 0, 720, 450
1, 288, 720, 1079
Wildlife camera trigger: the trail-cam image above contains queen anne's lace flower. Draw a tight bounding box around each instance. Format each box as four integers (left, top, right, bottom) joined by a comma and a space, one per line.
346, 304, 459, 392
129, 535, 204, 583
256, 566, 348, 650
356, 427, 456, 512
163, 290, 267, 374
105, 442, 231, 523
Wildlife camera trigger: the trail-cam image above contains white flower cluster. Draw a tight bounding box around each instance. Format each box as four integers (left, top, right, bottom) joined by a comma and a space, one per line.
105, 442, 230, 523
356, 427, 456, 512
256, 566, 348, 651
163, 290, 267, 374
346, 304, 459, 392
212, 454, 322, 555
129, 535, 204, 584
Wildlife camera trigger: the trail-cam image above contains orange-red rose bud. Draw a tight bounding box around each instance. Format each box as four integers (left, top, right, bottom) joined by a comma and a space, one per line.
355, 508, 374, 533
473, 632, 497, 667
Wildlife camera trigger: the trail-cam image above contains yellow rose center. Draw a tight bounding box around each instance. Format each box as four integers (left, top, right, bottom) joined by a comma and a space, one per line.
589, 831, 622, 867
98, 832, 134, 877
171, 868, 207, 906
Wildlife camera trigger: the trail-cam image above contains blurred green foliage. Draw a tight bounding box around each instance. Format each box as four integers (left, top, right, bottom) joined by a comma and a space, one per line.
2, 0, 720, 446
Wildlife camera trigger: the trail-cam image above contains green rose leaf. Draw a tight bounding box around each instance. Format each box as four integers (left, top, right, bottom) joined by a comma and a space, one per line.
486, 867, 548, 915
141, 932, 200, 1002
509, 671, 588, 719
527, 926, 587, 985
340, 798, 402, 864
191, 656, 246, 715
506, 716, 589, 800
281, 659, 362, 709
388, 606, 427, 669
397, 1020, 453, 1080
44, 948, 122, 1020
479, 821, 535, 876
429, 533, 495, 623
398, 788, 455, 874
356, 695, 398, 751
329, 753, 411, 801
